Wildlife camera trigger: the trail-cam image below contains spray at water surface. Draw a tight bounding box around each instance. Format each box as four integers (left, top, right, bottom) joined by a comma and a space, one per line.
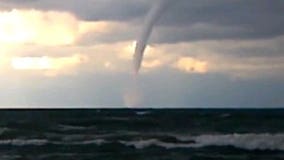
125, 0, 172, 107
123, 76, 143, 107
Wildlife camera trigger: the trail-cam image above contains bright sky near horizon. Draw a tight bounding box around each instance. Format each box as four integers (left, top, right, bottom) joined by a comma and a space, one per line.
0, 0, 283, 108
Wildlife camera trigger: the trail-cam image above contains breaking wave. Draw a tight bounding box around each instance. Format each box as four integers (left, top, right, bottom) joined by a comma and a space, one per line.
57, 124, 89, 131
120, 133, 284, 151
135, 111, 151, 115
1, 133, 284, 151
0, 127, 10, 135
0, 139, 48, 146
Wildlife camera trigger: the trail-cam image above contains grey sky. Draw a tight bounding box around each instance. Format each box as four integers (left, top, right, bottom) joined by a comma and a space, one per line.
0, 0, 283, 108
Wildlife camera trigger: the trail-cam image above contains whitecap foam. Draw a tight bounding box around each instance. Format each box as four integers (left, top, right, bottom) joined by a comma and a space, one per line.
192, 133, 284, 151
0, 155, 21, 160
120, 139, 157, 149
0, 139, 48, 146
219, 113, 231, 118
120, 139, 193, 149
57, 124, 88, 131
120, 133, 284, 151
50, 138, 107, 145
135, 111, 151, 115
70, 139, 106, 145
0, 127, 9, 135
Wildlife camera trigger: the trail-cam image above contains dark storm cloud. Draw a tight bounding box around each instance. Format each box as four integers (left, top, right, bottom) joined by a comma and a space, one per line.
151, 0, 284, 42
227, 43, 284, 58
0, 0, 148, 21
1, 0, 284, 42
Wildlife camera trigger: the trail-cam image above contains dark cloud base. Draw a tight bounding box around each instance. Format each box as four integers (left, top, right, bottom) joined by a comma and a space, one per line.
1, 0, 284, 43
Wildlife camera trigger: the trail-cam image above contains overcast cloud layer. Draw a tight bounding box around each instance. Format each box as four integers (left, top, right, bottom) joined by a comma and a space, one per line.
0, 0, 283, 108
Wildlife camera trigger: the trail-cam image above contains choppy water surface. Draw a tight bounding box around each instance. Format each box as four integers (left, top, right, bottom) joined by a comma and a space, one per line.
0, 109, 283, 160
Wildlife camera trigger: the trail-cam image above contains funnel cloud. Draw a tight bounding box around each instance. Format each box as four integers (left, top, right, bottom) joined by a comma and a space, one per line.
133, 0, 171, 74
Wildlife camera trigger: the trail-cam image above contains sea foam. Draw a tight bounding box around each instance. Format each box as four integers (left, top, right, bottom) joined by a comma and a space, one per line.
120, 133, 284, 151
